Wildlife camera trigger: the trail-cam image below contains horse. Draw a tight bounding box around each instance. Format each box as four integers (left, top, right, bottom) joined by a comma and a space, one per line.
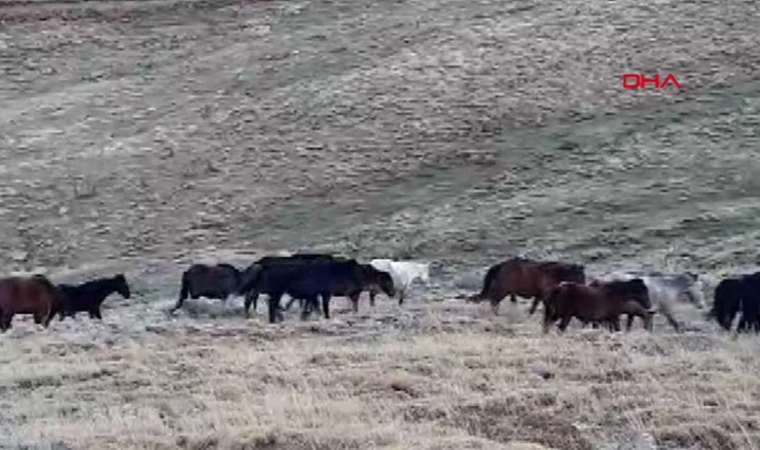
368, 259, 429, 305
244, 258, 370, 323
283, 263, 395, 312
708, 277, 743, 331
708, 272, 760, 333
467, 257, 585, 315
543, 279, 654, 334
239, 254, 339, 316
171, 263, 242, 313
57, 274, 131, 321
594, 271, 705, 332
359, 264, 396, 307
0, 274, 64, 331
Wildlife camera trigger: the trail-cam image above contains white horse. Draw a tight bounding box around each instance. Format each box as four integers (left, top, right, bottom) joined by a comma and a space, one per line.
368, 259, 430, 305
596, 271, 706, 331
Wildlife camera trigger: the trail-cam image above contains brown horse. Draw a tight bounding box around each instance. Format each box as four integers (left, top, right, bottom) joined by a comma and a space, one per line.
542, 279, 654, 334
0, 274, 63, 332
468, 257, 585, 315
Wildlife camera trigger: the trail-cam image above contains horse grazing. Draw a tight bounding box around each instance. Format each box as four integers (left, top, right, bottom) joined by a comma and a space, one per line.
0, 275, 64, 331
708, 272, 760, 333
467, 257, 585, 315
368, 259, 429, 305
543, 279, 654, 334
57, 274, 131, 321
594, 271, 705, 332
359, 264, 396, 307
171, 263, 242, 313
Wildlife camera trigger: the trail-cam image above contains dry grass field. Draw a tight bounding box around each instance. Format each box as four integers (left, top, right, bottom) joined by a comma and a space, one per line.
2, 0, 760, 448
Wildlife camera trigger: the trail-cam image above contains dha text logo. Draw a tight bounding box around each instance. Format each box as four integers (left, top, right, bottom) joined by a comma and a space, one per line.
622, 73, 682, 89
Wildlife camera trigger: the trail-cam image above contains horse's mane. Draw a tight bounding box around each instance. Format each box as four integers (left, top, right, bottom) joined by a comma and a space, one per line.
602, 278, 647, 295
66, 275, 125, 292
31, 274, 57, 291
216, 263, 239, 272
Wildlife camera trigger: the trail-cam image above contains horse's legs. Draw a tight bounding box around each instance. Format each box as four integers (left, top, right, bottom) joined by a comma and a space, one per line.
244, 291, 259, 317
350, 292, 360, 313
528, 297, 541, 316
2, 313, 14, 331
93, 308, 103, 320
490, 297, 502, 315
398, 288, 406, 306
658, 301, 680, 332
267, 294, 283, 324
43, 306, 56, 328
510, 294, 517, 303
738, 314, 749, 333
322, 293, 332, 319
557, 316, 571, 333
301, 297, 316, 320
369, 289, 376, 307
626, 315, 635, 331
284, 297, 298, 311
643, 313, 654, 332
662, 310, 680, 332
542, 306, 555, 334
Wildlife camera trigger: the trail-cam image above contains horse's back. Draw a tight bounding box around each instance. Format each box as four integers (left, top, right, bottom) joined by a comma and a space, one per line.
0, 276, 59, 315
184, 263, 239, 298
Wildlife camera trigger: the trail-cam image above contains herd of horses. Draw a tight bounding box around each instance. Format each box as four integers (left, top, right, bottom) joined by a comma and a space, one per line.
0, 253, 758, 335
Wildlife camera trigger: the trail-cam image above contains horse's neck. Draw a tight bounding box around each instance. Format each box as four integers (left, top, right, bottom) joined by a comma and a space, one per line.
87, 280, 119, 300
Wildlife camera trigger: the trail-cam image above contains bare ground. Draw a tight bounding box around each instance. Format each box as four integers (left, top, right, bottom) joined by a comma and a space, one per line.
2, 0, 760, 448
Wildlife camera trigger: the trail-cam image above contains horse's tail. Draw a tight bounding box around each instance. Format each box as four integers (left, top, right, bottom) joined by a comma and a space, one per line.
31, 275, 60, 325
543, 284, 564, 319
468, 264, 499, 302
179, 271, 190, 301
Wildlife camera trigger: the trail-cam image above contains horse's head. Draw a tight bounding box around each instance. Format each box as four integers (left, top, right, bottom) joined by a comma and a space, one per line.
626, 278, 654, 312
416, 263, 430, 283
684, 283, 706, 310
377, 271, 396, 298
548, 263, 585, 284
114, 274, 131, 299
237, 263, 262, 295
606, 278, 653, 312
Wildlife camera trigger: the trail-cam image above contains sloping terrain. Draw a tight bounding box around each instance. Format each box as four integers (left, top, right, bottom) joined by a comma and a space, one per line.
1, 0, 760, 448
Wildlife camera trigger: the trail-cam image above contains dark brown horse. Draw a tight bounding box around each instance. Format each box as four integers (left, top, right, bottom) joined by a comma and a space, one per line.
0, 274, 63, 332
542, 279, 654, 334
468, 257, 585, 315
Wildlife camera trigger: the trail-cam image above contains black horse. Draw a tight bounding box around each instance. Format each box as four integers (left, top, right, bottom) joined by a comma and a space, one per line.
709, 272, 760, 333
238, 254, 339, 316
171, 263, 242, 313
57, 274, 131, 321
243, 258, 381, 323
